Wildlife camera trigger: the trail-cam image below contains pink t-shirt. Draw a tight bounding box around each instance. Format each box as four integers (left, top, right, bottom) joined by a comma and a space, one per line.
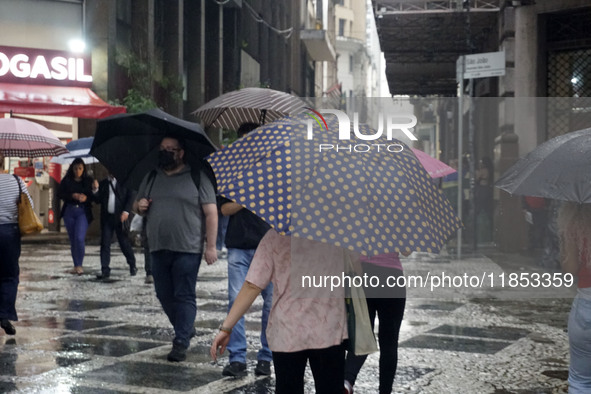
361, 252, 403, 271
246, 230, 350, 352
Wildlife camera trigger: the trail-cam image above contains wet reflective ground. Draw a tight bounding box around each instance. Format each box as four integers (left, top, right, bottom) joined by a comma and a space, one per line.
4, 240, 572, 393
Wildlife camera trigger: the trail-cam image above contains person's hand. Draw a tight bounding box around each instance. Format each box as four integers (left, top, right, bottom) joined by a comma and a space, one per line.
78, 194, 87, 202
120, 212, 129, 222
137, 198, 151, 213
210, 330, 231, 361
204, 247, 218, 265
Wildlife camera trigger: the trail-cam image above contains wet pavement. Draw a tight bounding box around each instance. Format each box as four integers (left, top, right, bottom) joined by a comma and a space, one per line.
4, 236, 574, 393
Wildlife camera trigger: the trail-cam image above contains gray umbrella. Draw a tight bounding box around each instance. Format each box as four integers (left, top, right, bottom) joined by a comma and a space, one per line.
495, 127, 591, 203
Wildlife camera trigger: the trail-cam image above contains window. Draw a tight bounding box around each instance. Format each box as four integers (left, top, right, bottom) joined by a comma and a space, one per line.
349, 55, 353, 72
338, 18, 346, 37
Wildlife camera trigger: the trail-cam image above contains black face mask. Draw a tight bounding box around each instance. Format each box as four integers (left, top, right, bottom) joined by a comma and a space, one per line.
158, 150, 177, 170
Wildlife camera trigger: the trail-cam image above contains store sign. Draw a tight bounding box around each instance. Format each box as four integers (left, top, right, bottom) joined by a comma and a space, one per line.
14, 166, 35, 178
0, 45, 92, 87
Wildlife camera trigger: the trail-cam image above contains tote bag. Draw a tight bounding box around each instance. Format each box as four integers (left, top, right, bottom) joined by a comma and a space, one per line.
344, 252, 378, 356
13, 175, 43, 235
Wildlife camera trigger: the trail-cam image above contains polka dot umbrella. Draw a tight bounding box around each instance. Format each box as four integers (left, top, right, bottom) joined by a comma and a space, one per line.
207, 113, 461, 256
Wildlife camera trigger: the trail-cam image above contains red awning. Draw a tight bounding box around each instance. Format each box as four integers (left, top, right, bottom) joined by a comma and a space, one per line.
0, 82, 126, 119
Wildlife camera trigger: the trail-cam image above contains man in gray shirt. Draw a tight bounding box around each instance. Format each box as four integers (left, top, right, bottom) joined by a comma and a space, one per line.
134, 136, 218, 362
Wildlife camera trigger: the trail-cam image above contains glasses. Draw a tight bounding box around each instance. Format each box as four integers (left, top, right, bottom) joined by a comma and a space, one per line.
159, 147, 180, 153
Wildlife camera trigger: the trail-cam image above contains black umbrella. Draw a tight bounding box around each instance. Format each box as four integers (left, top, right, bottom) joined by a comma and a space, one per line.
91, 108, 217, 190
495, 127, 591, 203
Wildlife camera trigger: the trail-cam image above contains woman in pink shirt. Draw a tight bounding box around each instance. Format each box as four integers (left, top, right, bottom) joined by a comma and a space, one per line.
211, 230, 356, 393
558, 202, 591, 393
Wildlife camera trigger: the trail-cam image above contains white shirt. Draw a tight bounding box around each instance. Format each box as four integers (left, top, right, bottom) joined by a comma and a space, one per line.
107, 177, 116, 214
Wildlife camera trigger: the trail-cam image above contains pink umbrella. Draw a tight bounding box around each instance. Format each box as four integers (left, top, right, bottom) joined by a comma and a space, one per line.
0, 118, 67, 157
411, 148, 456, 178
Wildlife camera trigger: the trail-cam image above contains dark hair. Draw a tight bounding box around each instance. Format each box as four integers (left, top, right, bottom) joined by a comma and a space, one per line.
162, 135, 186, 151
65, 158, 87, 179
237, 122, 260, 138
161, 135, 187, 164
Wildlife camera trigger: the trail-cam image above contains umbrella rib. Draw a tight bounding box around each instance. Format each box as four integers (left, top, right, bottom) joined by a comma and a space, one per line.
207, 107, 230, 128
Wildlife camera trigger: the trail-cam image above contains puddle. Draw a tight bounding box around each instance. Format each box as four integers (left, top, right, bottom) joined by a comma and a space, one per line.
30, 336, 162, 357
399, 334, 512, 354
428, 325, 530, 340
77, 361, 220, 391
19, 317, 116, 331
89, 324, 172, 341
409, 301, 463, 311
50, 299, 129, 312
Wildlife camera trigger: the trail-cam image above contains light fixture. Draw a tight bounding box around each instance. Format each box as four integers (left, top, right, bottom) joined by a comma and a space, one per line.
68, 39, 86, 53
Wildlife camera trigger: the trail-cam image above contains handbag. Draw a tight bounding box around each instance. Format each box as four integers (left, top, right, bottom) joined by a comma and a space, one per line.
129, 213, 144, 233
13, 175, 43, 235
344, 252, 378, 356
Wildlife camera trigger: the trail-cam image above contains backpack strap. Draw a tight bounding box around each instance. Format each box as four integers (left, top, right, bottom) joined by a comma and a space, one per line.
12, 174, 22, 204
190, 168, 200, 192
146, 161, 215, 198
145, 170, 157, 199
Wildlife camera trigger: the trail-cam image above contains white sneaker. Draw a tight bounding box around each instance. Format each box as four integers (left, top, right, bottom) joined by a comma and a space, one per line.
217, 247, 228, 258
344, 380, 354, 394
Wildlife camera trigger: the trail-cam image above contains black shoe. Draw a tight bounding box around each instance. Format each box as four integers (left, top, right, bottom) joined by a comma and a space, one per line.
1, 319, 15, 335
222, 361, 247, 377
130, 266, 138, 276
167, 344, 187, 362
254, 360, 271, 376
96, 274, 110, 281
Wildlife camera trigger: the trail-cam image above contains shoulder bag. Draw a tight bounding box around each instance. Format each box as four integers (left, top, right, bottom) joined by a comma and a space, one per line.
344, 251, 378, 356
13, 175, 43, 235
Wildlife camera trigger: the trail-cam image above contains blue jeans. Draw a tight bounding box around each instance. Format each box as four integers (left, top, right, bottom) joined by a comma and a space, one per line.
62, 204, 89, 267
227, 248, 273, 363
151, 250, 201, 349
568, 289, 591, 393
0, 224, 20, 321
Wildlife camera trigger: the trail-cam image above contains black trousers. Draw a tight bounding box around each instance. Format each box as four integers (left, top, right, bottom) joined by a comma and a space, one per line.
345, 265, 406, 394
273, 343, 346, 394
0, 224, 20, 321
100, 213, 136, 275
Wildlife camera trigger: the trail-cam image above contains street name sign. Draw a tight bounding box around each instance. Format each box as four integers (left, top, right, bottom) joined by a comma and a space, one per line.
457, 51, 506, 80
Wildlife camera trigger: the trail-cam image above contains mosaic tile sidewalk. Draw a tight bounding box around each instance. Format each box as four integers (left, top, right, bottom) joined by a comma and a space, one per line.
1, 242, 573, 393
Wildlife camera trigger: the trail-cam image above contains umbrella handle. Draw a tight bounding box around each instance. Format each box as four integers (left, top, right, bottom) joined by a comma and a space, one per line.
259, 109, 267, 125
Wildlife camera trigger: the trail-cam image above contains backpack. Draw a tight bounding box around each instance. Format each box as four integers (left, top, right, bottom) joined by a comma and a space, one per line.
145, 169, 201, 199
144, 160, 217, 199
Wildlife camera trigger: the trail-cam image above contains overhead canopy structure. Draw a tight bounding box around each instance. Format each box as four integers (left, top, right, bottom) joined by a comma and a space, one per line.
0, 82, 126, 119
372, 0, 501, 96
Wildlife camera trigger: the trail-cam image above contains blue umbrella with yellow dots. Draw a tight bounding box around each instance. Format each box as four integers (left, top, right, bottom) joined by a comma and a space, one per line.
206, 113, 461, 256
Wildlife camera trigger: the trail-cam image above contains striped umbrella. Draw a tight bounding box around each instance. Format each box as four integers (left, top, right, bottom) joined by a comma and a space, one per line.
0, 118, 67, 157
192, 87, 306, 130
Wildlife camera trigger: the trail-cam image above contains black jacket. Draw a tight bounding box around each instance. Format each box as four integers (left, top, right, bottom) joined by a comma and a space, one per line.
93, 178, 136, 221
57, 176, 94, 223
